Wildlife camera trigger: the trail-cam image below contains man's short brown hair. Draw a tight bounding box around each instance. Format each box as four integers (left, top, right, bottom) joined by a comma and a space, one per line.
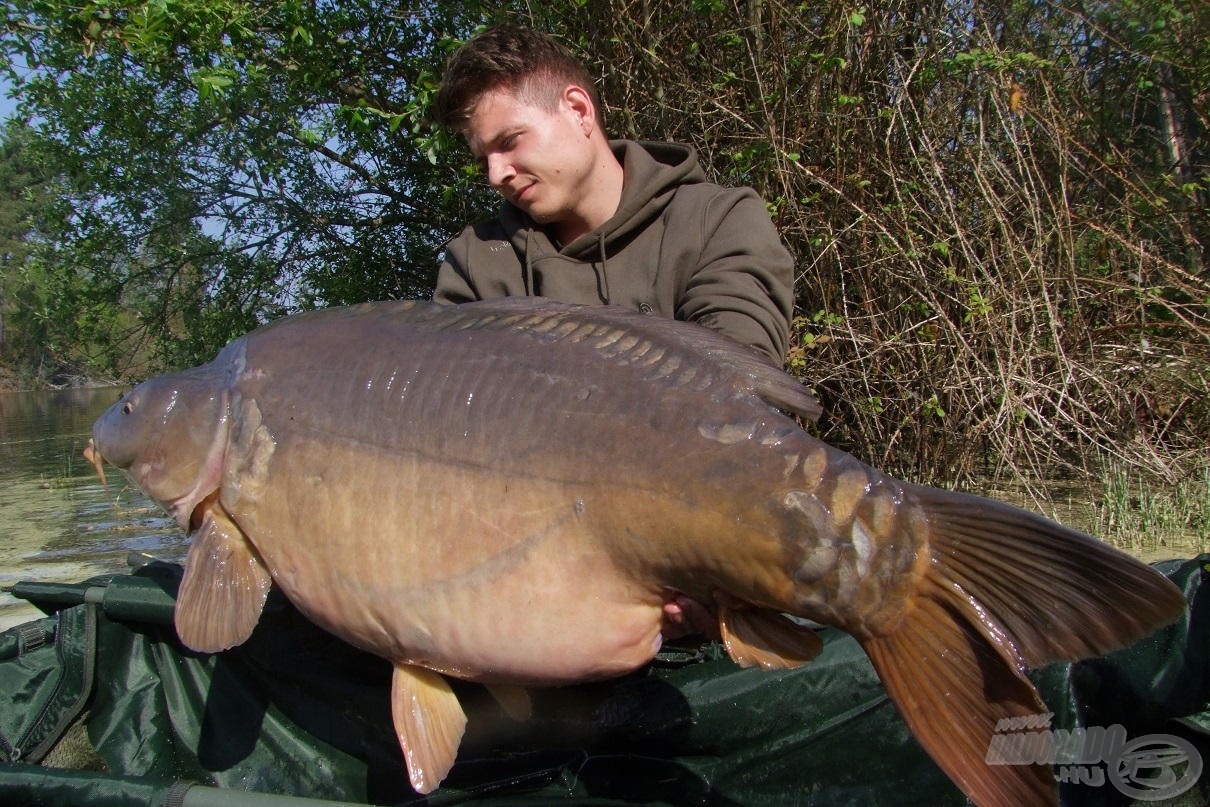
434, 24, 603, 130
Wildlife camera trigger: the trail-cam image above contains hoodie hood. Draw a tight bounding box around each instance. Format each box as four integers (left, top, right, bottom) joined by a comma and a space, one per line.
575, 140, 705, 254
493, 141, 705, 301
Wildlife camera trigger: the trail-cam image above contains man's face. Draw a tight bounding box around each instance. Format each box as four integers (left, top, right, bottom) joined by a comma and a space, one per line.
464, 86, 595, 227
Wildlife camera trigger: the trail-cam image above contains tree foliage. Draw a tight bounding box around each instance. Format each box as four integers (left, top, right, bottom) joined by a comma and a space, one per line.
1, 0, 1207, 490
1, 0, 494, 379
0, 122, 53, 379
540, 0, 1209, 487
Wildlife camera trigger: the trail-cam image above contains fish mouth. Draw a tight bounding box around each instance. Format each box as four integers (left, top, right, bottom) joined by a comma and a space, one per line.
83, 438, 109, 489
86, 436, 213, 535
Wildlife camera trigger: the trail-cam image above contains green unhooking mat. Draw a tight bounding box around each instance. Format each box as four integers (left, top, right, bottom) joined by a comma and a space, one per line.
1, 556, 1207, 806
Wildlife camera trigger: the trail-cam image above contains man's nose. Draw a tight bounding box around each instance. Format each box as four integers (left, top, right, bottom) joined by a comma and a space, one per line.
485, 154, 514, 189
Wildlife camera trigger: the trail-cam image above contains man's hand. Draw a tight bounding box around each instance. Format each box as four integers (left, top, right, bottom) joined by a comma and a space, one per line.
661, 594, 721, 641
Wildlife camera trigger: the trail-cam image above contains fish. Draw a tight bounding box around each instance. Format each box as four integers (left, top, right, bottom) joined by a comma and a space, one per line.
83, 297, 1185, 805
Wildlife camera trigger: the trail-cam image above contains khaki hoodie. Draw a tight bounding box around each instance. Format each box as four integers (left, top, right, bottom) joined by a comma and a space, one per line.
434, 140, 794, 363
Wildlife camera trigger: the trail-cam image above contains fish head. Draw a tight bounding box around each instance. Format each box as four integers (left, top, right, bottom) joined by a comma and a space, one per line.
86, 364, 232, 532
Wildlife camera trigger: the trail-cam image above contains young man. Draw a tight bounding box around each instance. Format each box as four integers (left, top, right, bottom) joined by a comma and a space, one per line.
432, 24, 795, 365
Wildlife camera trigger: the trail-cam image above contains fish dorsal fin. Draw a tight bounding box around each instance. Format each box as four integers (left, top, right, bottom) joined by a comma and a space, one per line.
486, 684, 533, 721
174, 505, 272, 653
718, 603, 823, 669
391, 664, 467, 794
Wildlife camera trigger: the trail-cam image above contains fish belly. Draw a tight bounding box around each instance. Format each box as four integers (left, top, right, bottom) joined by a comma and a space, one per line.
224, 432, 668, 685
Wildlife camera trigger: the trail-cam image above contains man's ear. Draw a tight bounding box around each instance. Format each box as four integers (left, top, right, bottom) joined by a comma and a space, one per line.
561, 85, 597, 136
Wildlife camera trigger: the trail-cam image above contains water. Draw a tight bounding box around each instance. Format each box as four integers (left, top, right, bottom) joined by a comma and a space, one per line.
0, 387, 187, 629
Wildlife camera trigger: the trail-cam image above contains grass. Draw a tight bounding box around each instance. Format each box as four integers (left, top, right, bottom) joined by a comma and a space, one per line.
1096, 458, 1210, 560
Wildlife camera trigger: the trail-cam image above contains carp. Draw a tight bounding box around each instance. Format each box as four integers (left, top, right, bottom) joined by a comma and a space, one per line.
84, 297, 1184, 805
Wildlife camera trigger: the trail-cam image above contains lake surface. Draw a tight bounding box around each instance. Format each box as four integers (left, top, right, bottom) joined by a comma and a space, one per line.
0, 387, 187, 629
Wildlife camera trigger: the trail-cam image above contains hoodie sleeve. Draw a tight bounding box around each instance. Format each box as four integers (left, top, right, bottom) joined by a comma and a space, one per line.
435, 218, 535, 304
433, 227, 480, 304
675, 187, 795, 364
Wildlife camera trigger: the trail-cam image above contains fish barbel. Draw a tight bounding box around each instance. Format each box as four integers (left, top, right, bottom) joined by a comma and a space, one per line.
84, 298, 1185, 805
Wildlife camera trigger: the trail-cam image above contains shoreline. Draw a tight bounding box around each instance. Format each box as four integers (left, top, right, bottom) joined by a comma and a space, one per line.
0, 367, 117, 394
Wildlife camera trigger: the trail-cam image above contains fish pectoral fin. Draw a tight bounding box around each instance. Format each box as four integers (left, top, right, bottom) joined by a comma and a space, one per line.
718, 603, 823, 669
174, 505, 271, 653
391, 664, 467, 794
486, 684, 533, 721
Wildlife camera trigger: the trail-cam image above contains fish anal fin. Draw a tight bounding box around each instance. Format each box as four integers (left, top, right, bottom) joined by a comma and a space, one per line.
391, 664, 467, 794
486, 684, 533, 721
719, 603, 823, 670
174, 505, 271, 653
861, 586, 1056, 807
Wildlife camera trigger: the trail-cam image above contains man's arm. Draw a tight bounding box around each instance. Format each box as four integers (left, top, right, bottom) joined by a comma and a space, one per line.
675, 188, 795, 364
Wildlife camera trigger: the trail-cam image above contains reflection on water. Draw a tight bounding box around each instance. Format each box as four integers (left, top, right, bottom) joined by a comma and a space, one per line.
0, 387, 188, 629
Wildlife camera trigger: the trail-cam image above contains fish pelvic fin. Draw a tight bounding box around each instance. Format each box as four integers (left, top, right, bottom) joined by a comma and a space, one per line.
719, 602, 823, 670
859, 487, 1186, 807
391, 664, 468, 794
174, 503, 272, 653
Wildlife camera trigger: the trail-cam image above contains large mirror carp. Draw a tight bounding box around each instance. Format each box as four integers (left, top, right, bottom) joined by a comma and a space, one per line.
84, 297, 1184, 805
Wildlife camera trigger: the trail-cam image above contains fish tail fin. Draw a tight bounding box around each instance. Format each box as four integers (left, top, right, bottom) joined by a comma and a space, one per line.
859, 488, 1185, 807
861, 578, 1057, 805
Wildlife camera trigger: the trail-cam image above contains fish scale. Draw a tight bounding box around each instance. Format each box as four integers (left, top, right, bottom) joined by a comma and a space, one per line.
83, 296, 1185, 807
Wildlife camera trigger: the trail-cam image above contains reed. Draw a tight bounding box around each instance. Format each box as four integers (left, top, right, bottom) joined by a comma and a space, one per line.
1096, 456, 1210, 558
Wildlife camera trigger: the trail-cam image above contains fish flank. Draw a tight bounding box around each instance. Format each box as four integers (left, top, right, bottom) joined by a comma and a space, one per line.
620, 339, 653, 363
520, 314, 562, 333
591, 329, 625, 350
568, 322, 600, 341
851, 518, 874, 577
551, 320, 581, 339
493, 313, 529, 328
799, 448, 829, 492
645, 354, 683, 381
634, 346, 666, 367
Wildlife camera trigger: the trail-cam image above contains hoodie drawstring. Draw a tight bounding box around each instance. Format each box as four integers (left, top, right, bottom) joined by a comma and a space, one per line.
597, 233, 610, 304
522, 230, 536, 296
523, 229, 611, 304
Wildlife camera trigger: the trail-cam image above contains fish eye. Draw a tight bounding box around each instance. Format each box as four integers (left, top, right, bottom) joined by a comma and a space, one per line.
121, 401, 133, 415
